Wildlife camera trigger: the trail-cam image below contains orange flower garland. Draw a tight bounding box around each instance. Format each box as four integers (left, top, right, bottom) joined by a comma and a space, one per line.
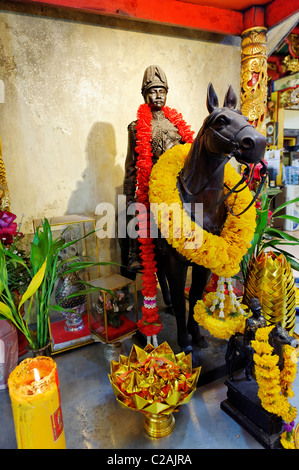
135, 104, 193, 340
251, 325, 297, 449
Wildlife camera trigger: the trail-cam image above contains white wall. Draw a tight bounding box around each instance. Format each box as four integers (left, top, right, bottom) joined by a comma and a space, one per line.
284, 109, 299, 129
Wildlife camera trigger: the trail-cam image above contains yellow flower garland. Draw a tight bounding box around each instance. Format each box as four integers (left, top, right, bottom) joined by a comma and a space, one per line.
148, 144, 256, 278
251, 325, 297, 449
193, 291, 250, 340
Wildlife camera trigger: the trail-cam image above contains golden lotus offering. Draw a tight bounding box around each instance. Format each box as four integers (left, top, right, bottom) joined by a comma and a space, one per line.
108, 341, 201, 438
244, 251, 296, 334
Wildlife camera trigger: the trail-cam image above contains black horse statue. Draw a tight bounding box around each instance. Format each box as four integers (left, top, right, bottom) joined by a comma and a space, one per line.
226, 322, 299, 382
120, 83, 267, 365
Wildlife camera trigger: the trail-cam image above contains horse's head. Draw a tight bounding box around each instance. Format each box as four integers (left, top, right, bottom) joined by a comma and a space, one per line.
202, 83, 266, 165
269, 323, 299, 349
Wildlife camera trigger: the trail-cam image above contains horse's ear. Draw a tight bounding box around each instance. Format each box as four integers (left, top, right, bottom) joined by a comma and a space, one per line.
223, 85, 237, 109
207, 83, 219, 113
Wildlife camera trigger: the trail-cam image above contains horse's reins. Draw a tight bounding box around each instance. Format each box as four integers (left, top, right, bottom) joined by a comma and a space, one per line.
179, 123, 268, 217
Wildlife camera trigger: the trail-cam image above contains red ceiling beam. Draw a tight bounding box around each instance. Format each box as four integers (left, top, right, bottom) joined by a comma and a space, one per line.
265, 0, 299, 30
4, 0, 299, 34
8, 0, 244, 35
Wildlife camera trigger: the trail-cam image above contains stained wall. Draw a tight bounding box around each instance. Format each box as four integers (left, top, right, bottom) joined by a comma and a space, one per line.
0, 5, 241, 273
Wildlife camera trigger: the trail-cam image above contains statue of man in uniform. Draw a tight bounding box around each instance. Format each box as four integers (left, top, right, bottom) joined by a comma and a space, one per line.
123, 65, 193, 271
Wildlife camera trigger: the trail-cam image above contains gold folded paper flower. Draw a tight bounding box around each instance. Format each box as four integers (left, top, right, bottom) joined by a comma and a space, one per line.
108, 341, 201, 416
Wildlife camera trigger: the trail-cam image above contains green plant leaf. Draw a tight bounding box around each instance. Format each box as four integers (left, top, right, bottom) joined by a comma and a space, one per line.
265, 187, 282, 197
18, 259, 47, 310
51, 304, 69, 312
261, 240, 299, 251
276, 214, 299, 224
49, 238, 65, 258
270, 249, 299, 271
256, 209, 269, 234
0, 249, 8, 285
271, 197, 299, 216
289, 258, 299, 272
0, 301, 13, 320
30, 242, 45, 274
77, 281, 115, 296
265, 228, 299, 242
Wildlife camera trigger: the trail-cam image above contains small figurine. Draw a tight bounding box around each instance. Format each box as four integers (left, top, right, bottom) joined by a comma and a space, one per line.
94, 290, 134, 328
243, 298, 267, 380
225, 297, 267, 381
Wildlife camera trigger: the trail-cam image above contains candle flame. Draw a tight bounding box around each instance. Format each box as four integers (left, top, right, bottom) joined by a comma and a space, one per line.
33, 368, 40, 382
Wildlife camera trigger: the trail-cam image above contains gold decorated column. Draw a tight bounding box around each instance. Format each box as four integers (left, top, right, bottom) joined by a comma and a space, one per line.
0, 136, 10, 211
241, 27, 268, 136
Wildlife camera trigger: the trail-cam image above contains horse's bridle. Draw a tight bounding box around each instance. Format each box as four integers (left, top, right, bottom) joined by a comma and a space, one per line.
179, 123, 268, 217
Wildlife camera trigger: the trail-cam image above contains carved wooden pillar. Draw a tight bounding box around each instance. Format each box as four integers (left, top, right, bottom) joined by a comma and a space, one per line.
0, 136, 11, 211
241, 27, 268, 136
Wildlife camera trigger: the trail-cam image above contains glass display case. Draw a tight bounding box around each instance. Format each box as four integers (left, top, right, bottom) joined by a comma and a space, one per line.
88, 273, 138, 344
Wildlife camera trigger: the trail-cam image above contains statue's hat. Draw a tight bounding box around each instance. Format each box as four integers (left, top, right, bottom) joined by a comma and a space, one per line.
141, 65, 168, 96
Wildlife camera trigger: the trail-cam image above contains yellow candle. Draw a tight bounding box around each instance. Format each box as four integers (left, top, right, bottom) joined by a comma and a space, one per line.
8, 356, 66, 449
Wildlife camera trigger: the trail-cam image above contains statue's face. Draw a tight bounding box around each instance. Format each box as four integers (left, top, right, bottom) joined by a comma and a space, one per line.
253, 307, 261, 317
144, 87, 167, 110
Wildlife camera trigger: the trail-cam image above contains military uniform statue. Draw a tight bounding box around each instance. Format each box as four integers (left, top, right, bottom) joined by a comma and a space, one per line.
123, 65, 191, 271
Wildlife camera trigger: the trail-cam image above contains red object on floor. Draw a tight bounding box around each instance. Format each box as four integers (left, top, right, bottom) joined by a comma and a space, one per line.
0, 320, 18, 389
50, 313, 91, 345
91, 315, 137, 342
17, 329, 28, 357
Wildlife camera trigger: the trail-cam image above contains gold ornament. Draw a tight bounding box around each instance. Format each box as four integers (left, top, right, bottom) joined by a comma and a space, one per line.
282, 55, 299, 75
243, 251, 296, 334
286, 33, 299, 59
241, 27, 268, 136
108, 341, 201, 438
143, 413, 175, 438
0, 136, 10, 211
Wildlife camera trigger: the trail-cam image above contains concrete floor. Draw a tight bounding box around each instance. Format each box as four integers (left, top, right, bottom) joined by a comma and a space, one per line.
1, 287, 299, 451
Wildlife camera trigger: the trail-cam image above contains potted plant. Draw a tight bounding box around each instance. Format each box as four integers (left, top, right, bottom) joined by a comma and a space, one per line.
241, 186, 299, 279
0, 217, 113, 353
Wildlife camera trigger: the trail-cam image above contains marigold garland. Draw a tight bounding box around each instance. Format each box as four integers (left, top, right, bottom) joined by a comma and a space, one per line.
148, 143, 256, 278
135, 104, 194, 340
193, 290, 250, 340
251, 325, 297, 449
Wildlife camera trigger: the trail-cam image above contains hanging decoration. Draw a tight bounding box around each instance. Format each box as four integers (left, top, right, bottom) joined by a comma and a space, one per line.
135, 103, 193, 344
193, 277, 250, 340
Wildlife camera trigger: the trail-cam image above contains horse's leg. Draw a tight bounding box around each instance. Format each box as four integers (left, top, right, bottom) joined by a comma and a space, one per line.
225, 336, 235, 381
156, 268, 174, 315
187, 264, 211, 348
158, 253, 191, 351
244, 346, 254, 381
